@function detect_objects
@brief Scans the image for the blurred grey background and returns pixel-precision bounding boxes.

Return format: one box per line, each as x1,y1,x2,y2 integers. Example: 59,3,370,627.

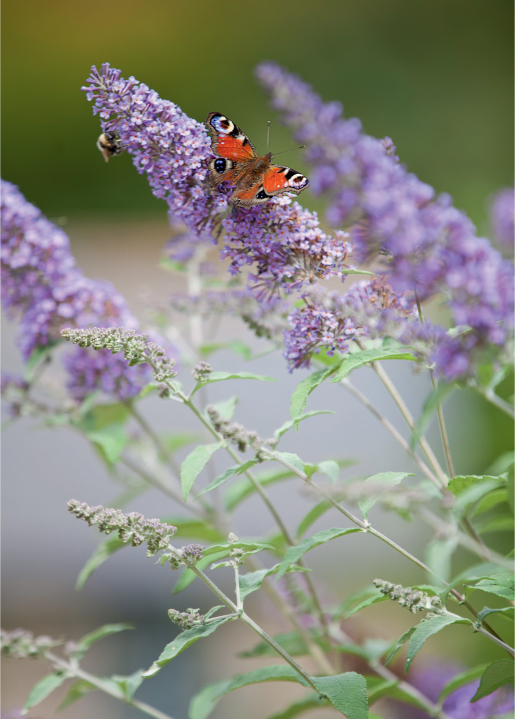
2,1,513,717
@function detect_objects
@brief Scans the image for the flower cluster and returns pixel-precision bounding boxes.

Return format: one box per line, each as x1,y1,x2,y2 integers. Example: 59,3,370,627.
256,62,515,379
168,608,205,629
373,579,443,614
82,63,354,296
192,361,212,383
1,628,61,659
1,181,151,400
67,500,177,557
489,187,514,249
168,543,204,570
207,405,277,454
61,327,177,385
283,278,424,369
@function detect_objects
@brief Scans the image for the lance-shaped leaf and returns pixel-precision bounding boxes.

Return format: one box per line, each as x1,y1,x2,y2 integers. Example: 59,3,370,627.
73,623,133,661
276,527,362,579
471,659,515,702
274,410,335,440
358,472,414,520
476,605,514,624
330,348,417,383
342,593,389,619
311,672,368,719
181,443,222,500
188,666,311,719
207,395,238,421
238,563,307,601
24,671,69,712
57,679,97,712
203,540,275,558
437,664,489,704
143,617,233,677
384,626,417,665
76,536,126,590
448,475,504,513
290,365,340,420
273,451,305,474
166,517,225,543
465,573,515,601
77,402,131,464
110,669,145,701
191,371,276,396
296,500,332,539
405,615,469,672
196,460,259,499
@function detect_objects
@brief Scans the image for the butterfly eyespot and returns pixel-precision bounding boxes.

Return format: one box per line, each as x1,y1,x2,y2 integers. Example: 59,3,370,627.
288,173,309,189
214,158,227,173
211,115,235,134
256,189,268,200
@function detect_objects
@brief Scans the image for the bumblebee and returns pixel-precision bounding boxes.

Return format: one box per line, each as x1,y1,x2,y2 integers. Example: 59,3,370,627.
96,131,122,163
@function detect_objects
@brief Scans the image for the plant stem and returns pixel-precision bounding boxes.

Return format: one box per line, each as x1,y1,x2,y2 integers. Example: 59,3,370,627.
46,652,175,719
471,384,515,418
340,378,442,489
190,566,321,693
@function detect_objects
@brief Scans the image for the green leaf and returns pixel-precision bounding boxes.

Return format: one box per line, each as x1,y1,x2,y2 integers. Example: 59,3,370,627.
273,451,305,474
276,527,362,579
196,460,258,499
410,382,456,449
471,659,515,702
358,472,414,519
24,343,57,381
208,395,238,421
76,536,126,590
181,443,222,500
290,366,339,420
472,488,509,517
74,623,133,660
384,627,417,665
466,573,515,600
316,460,342,483
474,514,514,534
189,666,313,719
335,639,392,664
331,348,417,383
405,615,469,672
166,517,225,543
448,475,504,512
437,663,488,703
110,669,144,701
191,371,276,395
274,410,335,440
57,679,96,711
367,677,399,705
143,617,233,677
24,671,68,711
340,268,376,276
311,672,368,719
343,593,389,619
477,606,514,624
77,402,131,464
296,501,332,539
238,565,278,600
368,680,432,712
172,551,228,594
425,537,458,583
203,541,275,558
225,468,296,512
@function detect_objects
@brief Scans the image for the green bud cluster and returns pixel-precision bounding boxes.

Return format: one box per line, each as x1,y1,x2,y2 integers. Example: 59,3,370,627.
373,579,443,614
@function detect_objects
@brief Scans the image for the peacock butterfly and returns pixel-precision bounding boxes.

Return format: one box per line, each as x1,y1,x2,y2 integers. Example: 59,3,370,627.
205,112,309,208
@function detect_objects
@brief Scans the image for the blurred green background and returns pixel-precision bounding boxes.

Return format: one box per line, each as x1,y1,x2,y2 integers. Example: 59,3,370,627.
2,0,513,228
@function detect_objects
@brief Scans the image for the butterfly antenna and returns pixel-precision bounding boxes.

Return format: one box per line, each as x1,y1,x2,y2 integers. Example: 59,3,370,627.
272,145,306,157
266,120,271,153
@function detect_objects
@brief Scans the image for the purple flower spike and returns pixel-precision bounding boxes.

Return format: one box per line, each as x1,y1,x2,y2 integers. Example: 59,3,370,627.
82,64,354,296
489,187,514,249
256,62,515,379
1,180,151,399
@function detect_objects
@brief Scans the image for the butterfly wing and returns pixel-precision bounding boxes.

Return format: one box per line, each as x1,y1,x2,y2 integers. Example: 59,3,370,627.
262,165,310,197
205,112,259,189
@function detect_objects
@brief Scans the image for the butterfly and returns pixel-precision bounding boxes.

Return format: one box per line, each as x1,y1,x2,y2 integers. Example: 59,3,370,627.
205,112,309,208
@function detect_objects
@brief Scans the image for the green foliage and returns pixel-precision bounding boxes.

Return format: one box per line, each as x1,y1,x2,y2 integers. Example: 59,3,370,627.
181,443,222,500
357,471,414,520
57,680,97,712
143,617,233,677
73,623,133,661
311,673,368,718
276,527,362,579
24,671,68,711
191,371,276,396
76,536,126,590
239,630,318,659
290,366,340,421
471,659,515,702
330,348,417,383
437,663,488,703
76,402,131,464
224,467,296,512
296,500,332,539
274,410,335,440
196,460,259,498
405,615,469,672
465,573,515,601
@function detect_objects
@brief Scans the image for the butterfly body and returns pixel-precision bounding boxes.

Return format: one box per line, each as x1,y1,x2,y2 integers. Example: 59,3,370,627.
205,112,309,208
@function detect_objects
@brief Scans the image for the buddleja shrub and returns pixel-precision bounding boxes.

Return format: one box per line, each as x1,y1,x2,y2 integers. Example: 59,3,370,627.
2,62,514,719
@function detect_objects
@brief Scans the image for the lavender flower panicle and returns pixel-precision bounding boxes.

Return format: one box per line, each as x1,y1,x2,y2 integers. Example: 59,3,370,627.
1,181,151,400
82,63,354,297
256,62,515,380
489,187,514,249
